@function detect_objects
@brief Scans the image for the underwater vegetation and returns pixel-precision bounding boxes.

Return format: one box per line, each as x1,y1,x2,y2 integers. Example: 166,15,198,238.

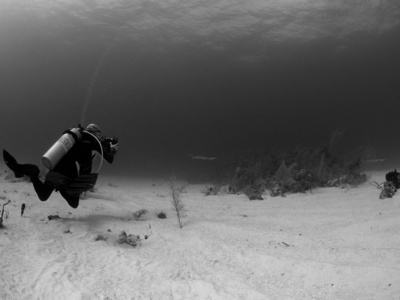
208,143,367,199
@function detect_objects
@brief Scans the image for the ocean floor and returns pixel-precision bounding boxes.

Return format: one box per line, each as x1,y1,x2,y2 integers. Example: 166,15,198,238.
0,166,399,300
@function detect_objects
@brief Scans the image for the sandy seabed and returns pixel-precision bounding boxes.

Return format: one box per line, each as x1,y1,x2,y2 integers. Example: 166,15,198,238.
0,165,399,300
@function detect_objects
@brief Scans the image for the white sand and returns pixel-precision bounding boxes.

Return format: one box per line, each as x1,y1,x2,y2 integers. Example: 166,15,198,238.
0,168,399,300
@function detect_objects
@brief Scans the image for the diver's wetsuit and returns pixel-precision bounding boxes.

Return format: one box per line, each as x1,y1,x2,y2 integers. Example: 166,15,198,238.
4,130,116,208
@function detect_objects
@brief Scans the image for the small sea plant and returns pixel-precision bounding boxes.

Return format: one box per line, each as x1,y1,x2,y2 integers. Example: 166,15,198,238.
169,177,186,229
132,209,148,220
0,199,11,229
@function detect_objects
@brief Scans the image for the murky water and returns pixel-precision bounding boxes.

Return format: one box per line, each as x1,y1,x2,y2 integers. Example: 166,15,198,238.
1,0,399,177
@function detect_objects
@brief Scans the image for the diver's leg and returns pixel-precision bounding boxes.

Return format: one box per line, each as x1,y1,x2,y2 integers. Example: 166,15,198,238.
21,164,40,178
30,177,54,201
59,190,80,209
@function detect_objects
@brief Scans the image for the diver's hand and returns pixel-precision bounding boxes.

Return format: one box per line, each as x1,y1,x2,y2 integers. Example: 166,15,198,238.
110,143,119,153
109,137,118,153
103,137,118,153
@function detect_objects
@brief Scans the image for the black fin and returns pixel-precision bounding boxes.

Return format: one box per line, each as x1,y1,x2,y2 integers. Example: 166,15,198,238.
3,150,24,178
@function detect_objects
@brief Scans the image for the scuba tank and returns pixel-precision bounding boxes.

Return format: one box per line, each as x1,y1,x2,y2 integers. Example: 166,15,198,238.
42,128,82,170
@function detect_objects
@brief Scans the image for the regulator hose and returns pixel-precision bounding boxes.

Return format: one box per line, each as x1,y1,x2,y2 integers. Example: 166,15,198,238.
83,130,104,174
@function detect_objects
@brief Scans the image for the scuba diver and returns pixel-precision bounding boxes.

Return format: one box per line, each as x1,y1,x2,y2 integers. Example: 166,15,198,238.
3,123,118,208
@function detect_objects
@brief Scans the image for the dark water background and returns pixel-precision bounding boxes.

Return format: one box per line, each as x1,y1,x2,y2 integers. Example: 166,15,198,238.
1,1,399,179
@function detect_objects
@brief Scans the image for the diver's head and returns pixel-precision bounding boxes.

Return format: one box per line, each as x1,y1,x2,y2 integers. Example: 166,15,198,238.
86,123,102,138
